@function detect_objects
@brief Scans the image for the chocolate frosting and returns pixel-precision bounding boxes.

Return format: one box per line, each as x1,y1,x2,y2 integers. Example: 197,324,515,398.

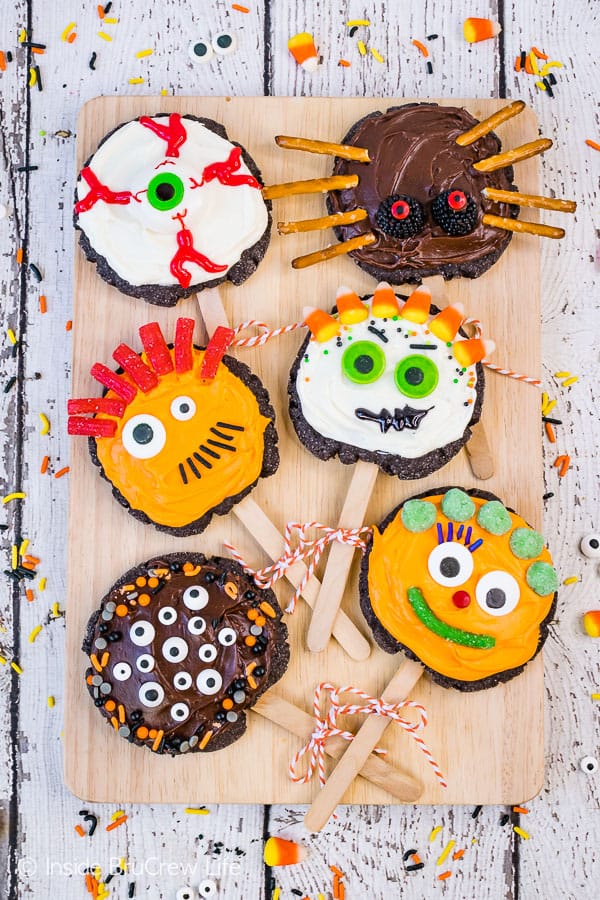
327,103,518,281
83,553,289,754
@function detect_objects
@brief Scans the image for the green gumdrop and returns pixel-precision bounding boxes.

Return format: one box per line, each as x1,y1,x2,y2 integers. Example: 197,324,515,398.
510,527,545,559
401,499,437,533
526,561,558,596
441,488,475,522
477,500,512,535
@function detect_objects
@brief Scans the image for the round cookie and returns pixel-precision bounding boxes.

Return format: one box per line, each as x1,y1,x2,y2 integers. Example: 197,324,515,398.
82,552,290,755
360,487,558,691
74,113,271,306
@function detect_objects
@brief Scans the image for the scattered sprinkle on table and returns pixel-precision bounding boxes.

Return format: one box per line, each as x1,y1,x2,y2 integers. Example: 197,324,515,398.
106,814,128,831
66,320,72,331
40,455,49,474
347,19,370,26
11,661,23,675
39,294,47,313
28,625,42,643
591,693,600,701
370,47,384,63
514,825,530,840
54,466,70,479
585,139,600,151
3,492,26,504
185,806,209,814
563,576,579,585
135,48,153,57
232,3,250,11
129,77,144,84
357,40,367,56
98,31,112,41
437,839,455,866
412,39,429,56
39,577,47,591
47,695,55,708
438,870,452,881
61,23,76,42
429,824,442,841
513,806,529,814
7,328,17,345
39,413,50,435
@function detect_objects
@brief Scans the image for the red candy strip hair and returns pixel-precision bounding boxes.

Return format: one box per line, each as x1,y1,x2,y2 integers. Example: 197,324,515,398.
139,113,187,158
112,344,159,393
174,317,195,373
201,146,260,189
139,322,174,375
170,220,228,288
90,364,137,403
200,326,236,380
67,417,117,437
74,167,134,214
67,398,126,417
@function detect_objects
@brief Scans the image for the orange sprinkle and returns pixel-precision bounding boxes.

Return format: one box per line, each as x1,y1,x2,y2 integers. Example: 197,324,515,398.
137,725,149,739
86,675,94,685
331,866,345,877
138,593,150,606
21,561,36,571
24,555,40,565
559,455,571,477
514,55,522,71
259,601,276,618
97,3,105,17
531,46,548,60
135,576,146,587
411,853,422,865
106,814,128,831
90,653,103,673
115,604,128,617
247,608,258,620
110,715,119,731
585,139,600,151
244,635,257,647
222,698,234,710
75,824,86,837
545,422,556,443
148,729,158,739
118,703,125,723
231,2,250,10
438,871,452,880
40,455,49,474
16,248,23,264
85,873,94,893
31,47,44,55
67,31,77,44
66,319,72,331
199,729,213,750
524,55,533,74
513,806,529,814
147,577,159,588
255,615,266,627
338,58,351,67
333,875,340,899
26,589,34,602
152,730,164,752
39,294,47,314
339,883,345,900
248,675,258,689
0,51,6,71
453,848,466,860
54,465,69,479
104,699,116,712
412,39,429,57
553,455,566,468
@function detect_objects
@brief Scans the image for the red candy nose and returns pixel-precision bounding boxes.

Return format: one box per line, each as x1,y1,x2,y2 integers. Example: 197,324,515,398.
452,590,471,608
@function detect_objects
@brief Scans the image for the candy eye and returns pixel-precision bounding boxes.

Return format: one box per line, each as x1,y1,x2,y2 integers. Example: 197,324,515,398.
170,702,190,723
170,395,196,421
122,414,166,460
217,627,237,647
130,620,155,647
136,654,155,673
188,39,213,64
342,341,386,384
183,585,209,611
112,662,132,681
196,669,223,695
475,571,520,616
188,616,207,636
376,194,425,238
199,643,217,663
158,606,177,625
146,172,185,212
395,354,439,399
580,756,599,774
580,533,600,558
176,888,195,900
139,681,165,708
173,671,192,691
428,542,474,588
198,879,218,897
162,636,189,663
212,31,237,55
431,189,477,236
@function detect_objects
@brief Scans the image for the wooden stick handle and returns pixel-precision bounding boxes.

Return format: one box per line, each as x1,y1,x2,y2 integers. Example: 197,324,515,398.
263,174,359,201
196,286,230,333
275,135,371,163
473,138,552,173
253,692,422,802
483,187,576,213
304,659,425,832
234,497,371,661
482,213,565,239
455,100,526,146
292,232,376,269
306,460,379,653
465,421,494,480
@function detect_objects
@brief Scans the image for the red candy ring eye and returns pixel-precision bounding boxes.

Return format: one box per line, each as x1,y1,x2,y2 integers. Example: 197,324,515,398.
448,190,467,211
391,199,410,220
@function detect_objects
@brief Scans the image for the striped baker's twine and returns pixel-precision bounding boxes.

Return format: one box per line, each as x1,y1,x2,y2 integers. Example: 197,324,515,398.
224,521,371,614
288,682,447,790
463,317,541,386
230,319,304,348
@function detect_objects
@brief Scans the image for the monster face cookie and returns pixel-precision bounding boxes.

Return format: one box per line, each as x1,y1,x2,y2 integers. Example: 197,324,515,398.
68,319,279,535
83,553,289,754
360,488,558,691
74,113,271,306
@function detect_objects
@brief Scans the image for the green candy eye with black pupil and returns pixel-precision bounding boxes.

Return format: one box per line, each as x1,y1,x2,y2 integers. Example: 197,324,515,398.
395,354,439,398
342,341,386,384
147,172,185,211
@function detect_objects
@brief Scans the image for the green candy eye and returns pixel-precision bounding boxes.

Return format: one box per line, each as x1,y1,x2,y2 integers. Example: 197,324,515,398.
341,341,386,384
147,172,185,211
394,354,439,398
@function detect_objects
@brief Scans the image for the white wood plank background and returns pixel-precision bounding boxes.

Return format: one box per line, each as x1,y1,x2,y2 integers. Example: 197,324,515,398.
1,0,599,897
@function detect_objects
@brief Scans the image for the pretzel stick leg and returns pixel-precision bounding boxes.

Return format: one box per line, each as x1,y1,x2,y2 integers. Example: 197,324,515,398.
306,460,379,653
253,691,422,802
304,659,425,832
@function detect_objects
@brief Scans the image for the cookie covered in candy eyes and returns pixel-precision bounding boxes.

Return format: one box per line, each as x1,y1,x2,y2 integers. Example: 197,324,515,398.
360,488,558,691
288,283,492,479
82,553,289,755
74,113,271,307
68,319,279,536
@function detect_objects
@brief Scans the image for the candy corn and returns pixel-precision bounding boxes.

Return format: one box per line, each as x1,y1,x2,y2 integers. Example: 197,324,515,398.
303,307,340,342
264,836,306,867
400,287,431,324
372,281,401,318
463,17,501,44
288,32,319,72
429,303,465,341
583,611,600,638
453,338,495,367
336,286,368,324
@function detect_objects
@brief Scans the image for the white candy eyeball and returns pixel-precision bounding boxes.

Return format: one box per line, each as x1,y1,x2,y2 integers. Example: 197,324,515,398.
176,888,196,900
580,755,598,774
170,395,196,421
212,32,237,56
580,534,600,559
217,627,237,647
136,654,155,673
173,671,193,691
428,542,474,588
188,616,206,636
158,606,178,625
189,39,213,64
112,662,132,681
198,879,218,897
139,681,165,708
130,620,156,647
199,643,217,663
475,571,520,617
171,702,190,723
162,636,189,663
183,585,209,611
122,414,166,460
196,669,222,695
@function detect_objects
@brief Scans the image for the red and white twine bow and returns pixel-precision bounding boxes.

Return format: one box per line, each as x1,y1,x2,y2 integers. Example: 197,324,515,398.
463,317,541,386
289,682,447,790
230,319,304,348
224,521,371,614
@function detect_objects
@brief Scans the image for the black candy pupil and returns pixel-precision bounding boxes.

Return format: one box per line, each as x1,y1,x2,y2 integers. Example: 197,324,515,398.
194,42,208,57
132,423,153,445
440,557,460,578
155,181,175,201
179,402,190,413
354,354,374,374
404,366,424,386
169,648,178,657
217,34,232,48
146,689,158,701
134,626,144,636
590,539,599,549
486,588,506,608
207,678,215,687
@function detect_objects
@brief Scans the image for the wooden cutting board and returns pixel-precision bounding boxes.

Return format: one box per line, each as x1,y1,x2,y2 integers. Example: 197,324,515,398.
65,96,543,804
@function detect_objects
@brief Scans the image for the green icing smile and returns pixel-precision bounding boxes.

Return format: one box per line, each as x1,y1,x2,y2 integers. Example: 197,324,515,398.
407,586,496,650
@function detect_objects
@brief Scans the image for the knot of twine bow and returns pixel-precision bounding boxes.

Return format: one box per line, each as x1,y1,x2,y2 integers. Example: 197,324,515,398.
289,682,447,790
224,521,372,614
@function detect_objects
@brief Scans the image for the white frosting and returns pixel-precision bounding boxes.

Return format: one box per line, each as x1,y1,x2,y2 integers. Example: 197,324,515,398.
76,117,268,286
295,298,479,459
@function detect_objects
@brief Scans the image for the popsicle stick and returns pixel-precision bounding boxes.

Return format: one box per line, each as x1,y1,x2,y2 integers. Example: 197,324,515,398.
304,658,425,832
234,497,371,661
306,460,378,653
196,285,230,332
464,421,494,480
253,691,422,802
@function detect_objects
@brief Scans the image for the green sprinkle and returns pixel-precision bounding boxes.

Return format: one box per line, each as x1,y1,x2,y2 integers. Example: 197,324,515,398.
510,527,545,559
39,129,46,136
477,500,512,535
408,587,495,649
401,499,437,533
526,561,558,596
441,488,475,522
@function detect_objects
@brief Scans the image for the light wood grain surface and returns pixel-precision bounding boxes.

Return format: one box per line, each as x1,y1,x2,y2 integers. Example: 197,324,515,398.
1,1,599,898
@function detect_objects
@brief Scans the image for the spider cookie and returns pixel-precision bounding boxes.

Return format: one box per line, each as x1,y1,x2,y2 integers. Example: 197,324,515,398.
74,113,271,306
360,487,559,691
83,552,289,754
68,318,279,536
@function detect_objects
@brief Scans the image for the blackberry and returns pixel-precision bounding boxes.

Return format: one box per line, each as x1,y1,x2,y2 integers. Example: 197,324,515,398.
376,194,425,238
431,189,478,236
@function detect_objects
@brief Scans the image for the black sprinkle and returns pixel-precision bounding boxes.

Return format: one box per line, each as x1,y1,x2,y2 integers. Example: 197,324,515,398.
291,891,304,897
6,51,12,62
520,50,527,68
15,566,36,580
543,77,554,97
23,42,46,49
4,570,21,582
105,873,114,884
549,72,557,85
409,343,437,351
29,262,42,282
4,377,17,393
349,25,358,37
78,809,89,816
151,580,167,595
12,342,19,358
104,2,113,12
406,862,425,872
367,324,388,343
471,804,483,818
426,61,433,74
500,813,510,826
426,33,438,40
128,884,136,898
402,848,418,861
542,492,554,500
17,165,38,172
542,417,562,425
34,65,42,91
89,52,97,70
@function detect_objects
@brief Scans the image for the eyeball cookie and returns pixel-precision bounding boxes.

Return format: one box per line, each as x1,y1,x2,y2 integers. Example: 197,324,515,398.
360,487,558,690
68,318,279,536
82,553,290,754
74,113,271,306
288,283,492,479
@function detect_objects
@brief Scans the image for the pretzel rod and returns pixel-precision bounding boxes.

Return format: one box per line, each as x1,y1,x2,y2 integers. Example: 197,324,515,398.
483,187,576,213
292,232,376,269
262,174,359,200
455,100,526,146
275,134,370,162
253,691,422,801
473,138,552,172
278,208,368,235
482,213,565,239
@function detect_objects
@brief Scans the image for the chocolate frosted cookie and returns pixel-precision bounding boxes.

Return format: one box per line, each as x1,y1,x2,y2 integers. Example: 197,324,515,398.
74,113,271,306
83,553,289,754
326,103,518,283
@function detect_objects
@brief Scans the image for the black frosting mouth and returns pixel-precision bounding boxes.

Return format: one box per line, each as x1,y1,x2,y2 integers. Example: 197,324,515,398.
355,405,432,433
